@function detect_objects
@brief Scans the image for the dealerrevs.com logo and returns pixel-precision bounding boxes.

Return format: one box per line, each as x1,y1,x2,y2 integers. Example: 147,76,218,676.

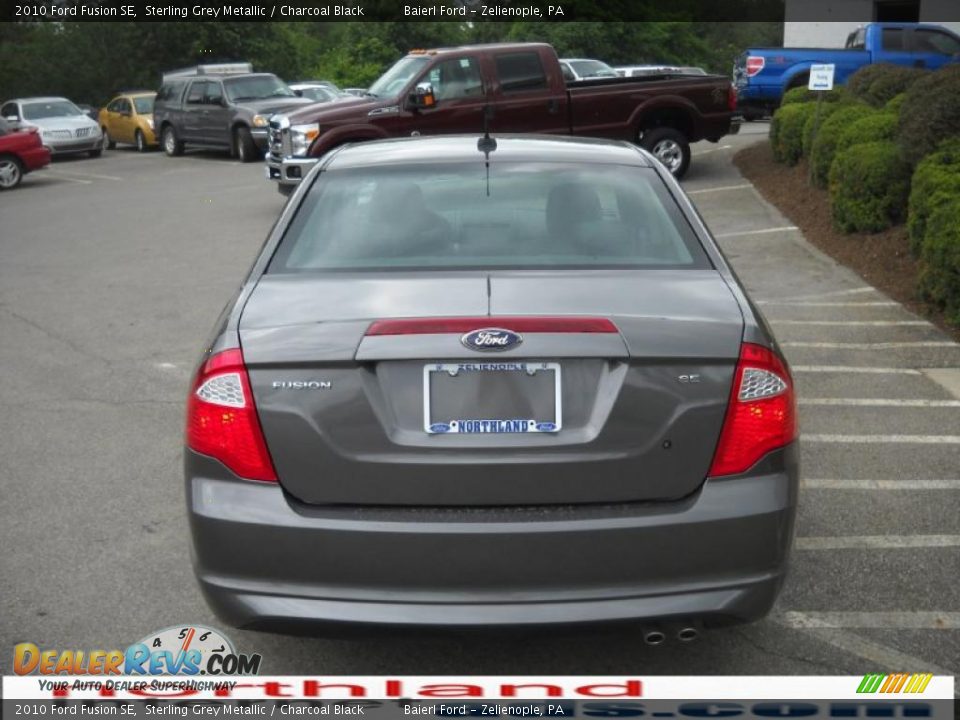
14,624,262,676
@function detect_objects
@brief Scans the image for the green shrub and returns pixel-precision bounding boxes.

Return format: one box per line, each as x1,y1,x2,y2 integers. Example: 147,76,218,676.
780,85,847,106
899,64,960,166
835,111,898,154
918,199,960,324
907,138,960,255
829,141,911,233
884,92,907,115
847,63,927,107
809,103,874,187
772,102,816,165
802,100,846,158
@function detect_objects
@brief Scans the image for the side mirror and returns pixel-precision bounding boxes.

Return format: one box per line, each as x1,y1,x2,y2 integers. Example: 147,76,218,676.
409,82,437,110
5,115,19,124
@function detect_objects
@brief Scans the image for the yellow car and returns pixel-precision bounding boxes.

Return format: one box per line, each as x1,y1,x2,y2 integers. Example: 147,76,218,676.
98,92,157,152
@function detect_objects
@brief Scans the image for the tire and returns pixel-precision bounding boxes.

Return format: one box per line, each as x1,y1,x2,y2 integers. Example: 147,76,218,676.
162,125,184,157
135,130,147,153
102,128,116,150
277,183,294,197
640,127,691,179
88,148,102,158
234,126,257,163
0,155,23,190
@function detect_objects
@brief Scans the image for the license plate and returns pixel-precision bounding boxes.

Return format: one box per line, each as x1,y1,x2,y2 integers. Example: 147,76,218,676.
423,362,561,434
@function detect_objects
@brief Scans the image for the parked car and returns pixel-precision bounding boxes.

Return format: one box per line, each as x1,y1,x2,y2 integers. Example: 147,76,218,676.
735,22,960,117
98,91,158,152
0,119,51,189
267,42,739,194
341,88,369,97
1,97,103,158
77,104,99,121
559,58,619,82
153,71,313,162
187,134,799,632
289,83,345,104
617,65,710,78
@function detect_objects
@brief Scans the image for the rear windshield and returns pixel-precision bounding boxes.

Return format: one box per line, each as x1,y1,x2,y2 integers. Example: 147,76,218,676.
269,161,708,272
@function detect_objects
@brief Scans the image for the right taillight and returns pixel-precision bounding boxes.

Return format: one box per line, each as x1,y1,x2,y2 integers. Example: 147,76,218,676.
708,342,797,477
185,348,277,483
745,56,765,77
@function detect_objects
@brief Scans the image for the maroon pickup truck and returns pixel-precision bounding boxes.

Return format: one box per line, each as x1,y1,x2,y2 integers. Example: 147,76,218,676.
267,42,738,193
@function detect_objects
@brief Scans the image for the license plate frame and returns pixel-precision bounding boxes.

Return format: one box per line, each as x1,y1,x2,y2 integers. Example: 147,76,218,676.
423,361,562,434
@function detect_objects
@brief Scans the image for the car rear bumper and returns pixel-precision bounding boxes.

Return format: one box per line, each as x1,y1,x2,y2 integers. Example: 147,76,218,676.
187,445,798,632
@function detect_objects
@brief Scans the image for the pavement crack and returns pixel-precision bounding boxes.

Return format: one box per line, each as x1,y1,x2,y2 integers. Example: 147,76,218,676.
0,306,114,367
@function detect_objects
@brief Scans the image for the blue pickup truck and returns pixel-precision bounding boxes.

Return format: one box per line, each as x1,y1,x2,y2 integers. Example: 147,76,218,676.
734,22,960,118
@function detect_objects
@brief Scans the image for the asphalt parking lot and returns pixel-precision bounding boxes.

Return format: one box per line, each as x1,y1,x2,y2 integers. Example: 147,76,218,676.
1,124,958,679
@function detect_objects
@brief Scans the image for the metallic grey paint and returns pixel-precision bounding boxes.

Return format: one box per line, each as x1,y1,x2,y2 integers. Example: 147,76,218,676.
186,135,798,631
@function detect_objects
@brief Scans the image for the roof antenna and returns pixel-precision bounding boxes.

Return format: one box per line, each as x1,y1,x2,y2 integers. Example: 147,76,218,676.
478,104,497,196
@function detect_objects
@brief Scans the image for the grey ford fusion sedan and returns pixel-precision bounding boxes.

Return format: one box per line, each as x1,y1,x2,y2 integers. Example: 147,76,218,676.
186,134,798,636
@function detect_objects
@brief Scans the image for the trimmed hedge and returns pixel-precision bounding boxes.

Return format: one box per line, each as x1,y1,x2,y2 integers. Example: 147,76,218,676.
918,199,960,324
835,111,898,154
908,138,960,256
829,140,911,233
899,64,960,166
847,63,927,107
809,103,874,187
884,92,907,115
802,99,846,159
782,85,847,106
772,102,816,165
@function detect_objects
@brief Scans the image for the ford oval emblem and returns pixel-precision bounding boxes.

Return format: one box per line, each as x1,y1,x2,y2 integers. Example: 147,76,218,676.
461,328,523,352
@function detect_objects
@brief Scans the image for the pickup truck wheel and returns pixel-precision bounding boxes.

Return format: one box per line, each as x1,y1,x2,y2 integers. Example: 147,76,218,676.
641,128,691,179
235,127,257,163
0,156,23,190
278,183,294,197
162,126,184,157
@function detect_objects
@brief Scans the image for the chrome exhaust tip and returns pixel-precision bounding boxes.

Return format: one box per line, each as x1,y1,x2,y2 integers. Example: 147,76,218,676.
644,629,666,646
677,627,699,642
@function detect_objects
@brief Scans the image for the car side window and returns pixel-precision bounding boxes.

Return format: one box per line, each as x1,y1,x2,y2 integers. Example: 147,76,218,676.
882,28,905,51
2,102,19,119
495,52,549,93
118,98,131,114
427,56,484,101
560,63,576,82
914,29,960,55
186,81,207,105
204,82,224,105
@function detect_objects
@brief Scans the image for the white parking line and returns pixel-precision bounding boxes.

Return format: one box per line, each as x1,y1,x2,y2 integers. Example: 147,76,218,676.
715,226,799,238
43,174,92,185
796,535,960,549
804,434,960,444
775,320,929,326
769,287,877,302
800,398,960,407
48,169,123,182
691,144,732,157
758,301,899,307
792,365,922,375
780,611,960,629
686,183,753,196
790,627,953,676
783,341,956,349
803,479,960,489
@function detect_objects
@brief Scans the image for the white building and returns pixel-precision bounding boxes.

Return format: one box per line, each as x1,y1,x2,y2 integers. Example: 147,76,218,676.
784,1,960,47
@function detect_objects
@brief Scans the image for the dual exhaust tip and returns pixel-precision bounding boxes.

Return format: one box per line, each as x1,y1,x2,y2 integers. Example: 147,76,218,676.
643,625,699,645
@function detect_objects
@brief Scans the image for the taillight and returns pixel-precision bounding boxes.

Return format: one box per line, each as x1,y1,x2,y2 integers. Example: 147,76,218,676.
728,84,738,111
185,348,277,482
745,56,765,77
708,343,797,477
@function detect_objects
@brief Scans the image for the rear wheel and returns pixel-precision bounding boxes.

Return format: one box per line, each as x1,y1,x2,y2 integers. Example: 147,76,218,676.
0,155,23,190
235,126,257,163
102,128,116,150
162,125,184,157
135,130,147,153
641,127,691,179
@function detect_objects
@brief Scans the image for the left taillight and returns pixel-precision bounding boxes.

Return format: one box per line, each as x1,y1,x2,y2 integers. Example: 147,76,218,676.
185,348,277,482
708,342,797,478
728,84,738,112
